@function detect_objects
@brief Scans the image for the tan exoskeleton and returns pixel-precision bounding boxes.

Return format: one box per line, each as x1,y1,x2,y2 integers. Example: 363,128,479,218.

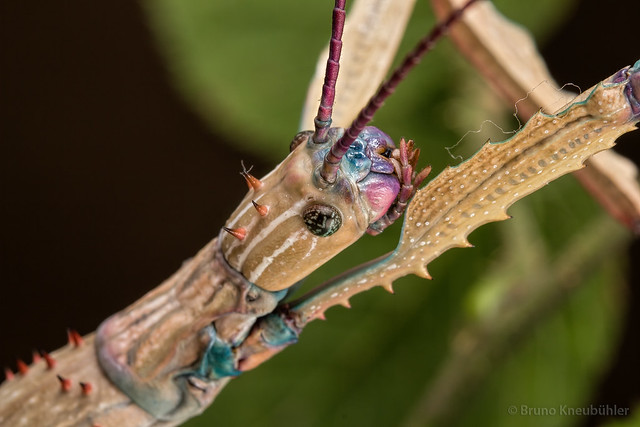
1,1,638,426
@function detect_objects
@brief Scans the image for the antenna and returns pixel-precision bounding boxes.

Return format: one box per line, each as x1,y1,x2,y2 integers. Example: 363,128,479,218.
312,0,346,144
319,0,480,184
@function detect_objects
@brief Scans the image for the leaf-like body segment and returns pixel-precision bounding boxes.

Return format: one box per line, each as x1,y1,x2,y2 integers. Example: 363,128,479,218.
291,69,639,326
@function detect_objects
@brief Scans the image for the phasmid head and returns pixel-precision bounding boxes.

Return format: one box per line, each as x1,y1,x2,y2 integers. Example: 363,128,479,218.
220,126,412,292
218,0,471,291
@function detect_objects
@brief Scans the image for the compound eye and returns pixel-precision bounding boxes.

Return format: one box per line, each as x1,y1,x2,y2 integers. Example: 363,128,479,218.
303,204,342,237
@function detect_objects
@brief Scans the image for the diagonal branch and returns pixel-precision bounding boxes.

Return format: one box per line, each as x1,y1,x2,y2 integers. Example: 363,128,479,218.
431,0,640,233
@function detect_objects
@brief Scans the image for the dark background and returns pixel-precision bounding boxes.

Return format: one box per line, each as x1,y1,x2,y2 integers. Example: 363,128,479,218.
1,1,638,425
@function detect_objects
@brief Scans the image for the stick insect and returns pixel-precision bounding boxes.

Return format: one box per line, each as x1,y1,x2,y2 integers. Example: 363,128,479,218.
1,0,640,427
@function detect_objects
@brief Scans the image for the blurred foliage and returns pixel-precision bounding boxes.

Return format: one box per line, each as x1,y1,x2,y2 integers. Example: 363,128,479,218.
141,0,575,162
141,1,633,426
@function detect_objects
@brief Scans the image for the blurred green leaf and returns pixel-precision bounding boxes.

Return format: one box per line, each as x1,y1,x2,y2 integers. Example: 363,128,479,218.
142,0,575,161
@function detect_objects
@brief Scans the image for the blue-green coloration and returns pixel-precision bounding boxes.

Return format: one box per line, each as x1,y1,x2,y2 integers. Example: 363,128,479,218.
195,326,241,379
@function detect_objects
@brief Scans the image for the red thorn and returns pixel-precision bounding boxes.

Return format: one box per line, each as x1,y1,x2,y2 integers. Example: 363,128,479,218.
241,171,263,191
32,350,41,364
41,351,56,370
72,330,84,346
16,359,28,375
57,375,72,392
252,200,269,216
80,382,93,396
4,367,15,382
223,227,247,241
67,329,84,347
